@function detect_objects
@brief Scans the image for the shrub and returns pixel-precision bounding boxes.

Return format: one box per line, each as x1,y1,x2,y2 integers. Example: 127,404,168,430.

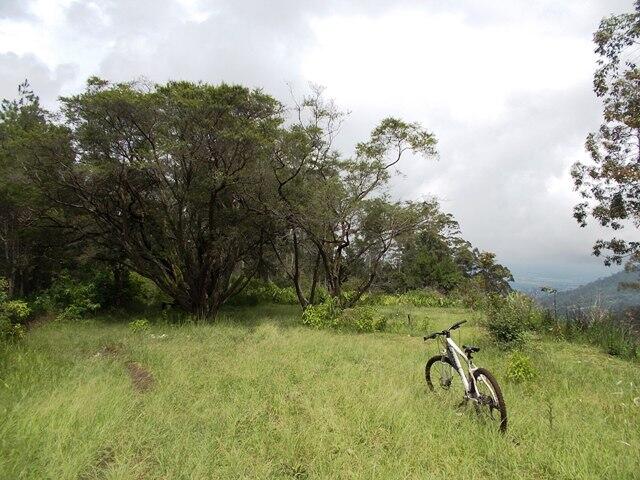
335,306,387,332
2,300,31,322
301,298,340,329
365,289,461,308
545,307,639,360
483,292,541,347
34,273,101,321
129,318,150,333
228,280,299,306
398,289,460,307
451,277,490,310
0,278,8,304
505,352,538,383
301,300,387,333
0,317,26,341
0,280,30,341
128,272,171,307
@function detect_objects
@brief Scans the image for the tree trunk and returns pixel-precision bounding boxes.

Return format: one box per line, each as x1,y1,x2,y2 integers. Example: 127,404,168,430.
309,250,321,304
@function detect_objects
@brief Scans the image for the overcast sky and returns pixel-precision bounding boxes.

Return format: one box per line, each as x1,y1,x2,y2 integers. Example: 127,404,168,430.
0,0,635,289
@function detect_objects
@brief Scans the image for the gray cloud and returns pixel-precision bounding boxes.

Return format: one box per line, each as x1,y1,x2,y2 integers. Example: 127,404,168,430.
0,0,635,287
0,0,32,19
0,53,75,105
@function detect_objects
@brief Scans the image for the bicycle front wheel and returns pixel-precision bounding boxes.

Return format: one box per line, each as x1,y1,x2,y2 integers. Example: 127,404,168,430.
425,355,466,405
472,367,507,433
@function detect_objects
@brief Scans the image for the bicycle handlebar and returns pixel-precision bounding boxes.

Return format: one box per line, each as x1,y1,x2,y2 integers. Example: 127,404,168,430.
423,320,467,341
449,320,467,331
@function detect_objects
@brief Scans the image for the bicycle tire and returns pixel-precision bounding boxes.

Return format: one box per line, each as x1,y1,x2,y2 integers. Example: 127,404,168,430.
425,355,465,393
472,367,507,433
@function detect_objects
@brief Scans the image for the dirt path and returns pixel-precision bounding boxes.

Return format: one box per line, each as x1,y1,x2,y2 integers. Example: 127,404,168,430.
126,362,154,392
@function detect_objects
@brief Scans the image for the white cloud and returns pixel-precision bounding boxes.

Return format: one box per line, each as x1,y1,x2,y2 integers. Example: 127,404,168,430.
302,10,594,124
0,0,634,285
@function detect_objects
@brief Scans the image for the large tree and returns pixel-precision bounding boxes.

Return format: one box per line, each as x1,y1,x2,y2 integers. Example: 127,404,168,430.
0,81,71,296
266,88,438,308
30,78,283,319
572,2,640,271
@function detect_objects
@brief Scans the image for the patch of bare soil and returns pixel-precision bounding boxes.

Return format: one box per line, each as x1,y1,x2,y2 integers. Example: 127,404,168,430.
126,362,154,392
25,313,55,330
93,343,123,358
78,446,115,480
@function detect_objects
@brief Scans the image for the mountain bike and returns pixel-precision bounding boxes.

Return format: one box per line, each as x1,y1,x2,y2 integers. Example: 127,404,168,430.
423,320,507,433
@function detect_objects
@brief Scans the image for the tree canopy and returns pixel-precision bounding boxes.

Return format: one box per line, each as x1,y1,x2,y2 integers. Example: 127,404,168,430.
0,78,513,318
572,2,640,271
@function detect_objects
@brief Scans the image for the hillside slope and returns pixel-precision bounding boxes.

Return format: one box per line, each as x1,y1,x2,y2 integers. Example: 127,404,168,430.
1,305,639,479
537,270,640,311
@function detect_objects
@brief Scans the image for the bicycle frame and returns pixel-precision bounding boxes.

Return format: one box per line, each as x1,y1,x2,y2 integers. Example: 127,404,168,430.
442,336,479,398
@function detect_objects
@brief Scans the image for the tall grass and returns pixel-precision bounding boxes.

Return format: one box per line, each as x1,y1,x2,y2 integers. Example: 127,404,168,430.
547,307,639,360
1,305,639,479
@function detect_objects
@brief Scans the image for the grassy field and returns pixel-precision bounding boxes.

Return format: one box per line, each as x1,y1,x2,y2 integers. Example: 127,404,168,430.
1,305,639,479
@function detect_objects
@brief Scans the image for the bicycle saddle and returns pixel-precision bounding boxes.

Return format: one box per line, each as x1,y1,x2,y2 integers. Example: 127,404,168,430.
463,344,480,354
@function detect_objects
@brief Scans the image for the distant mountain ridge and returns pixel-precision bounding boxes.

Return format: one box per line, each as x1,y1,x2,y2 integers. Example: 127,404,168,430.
535,270,640,311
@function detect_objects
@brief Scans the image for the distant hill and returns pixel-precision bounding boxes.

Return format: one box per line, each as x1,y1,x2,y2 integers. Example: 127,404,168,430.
535,270,640,312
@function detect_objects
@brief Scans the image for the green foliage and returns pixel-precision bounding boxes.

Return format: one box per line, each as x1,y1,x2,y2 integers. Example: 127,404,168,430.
228,280,299,306
451,277,490,310
366,294,400,306
25,79,284,319
301,298,341,329
483,292,541,347
1,306,639,479
128,272,170,308
571,3,640,266
34,273,100,321
366,289,461,308
301,299,386,333
505,352,538,383
385,228,466,293
0,317,26,341
547,308,639,360
397,289,461,308
0,279,30,341
335,306,387,333
2,300,31,322
128,318,150,333
470,251,513,295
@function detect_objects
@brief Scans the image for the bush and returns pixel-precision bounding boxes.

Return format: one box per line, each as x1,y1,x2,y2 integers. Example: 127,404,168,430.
301,300,387,333
0,300,30,341
129,318,150,333
365,289,460,308
505,352,538,383
128,272,171,307
335,306,387,332
483,292,541,347
0,279,30,341
228,280,299,306
301,298,341,329
34,273,101,321
0,316,26,341
398,289,461,307
552,308,639,359
451,277,490,310
2,300,31,322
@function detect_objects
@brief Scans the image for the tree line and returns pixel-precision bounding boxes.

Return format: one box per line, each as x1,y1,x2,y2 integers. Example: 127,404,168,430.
0,78,512,319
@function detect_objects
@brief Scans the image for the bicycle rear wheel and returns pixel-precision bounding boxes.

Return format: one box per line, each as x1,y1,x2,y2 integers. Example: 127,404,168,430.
472,367,507,433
